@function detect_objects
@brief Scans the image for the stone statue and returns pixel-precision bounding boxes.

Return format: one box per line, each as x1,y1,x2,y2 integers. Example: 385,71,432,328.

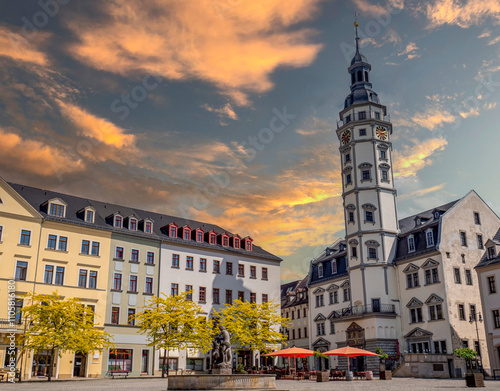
212,325,232,374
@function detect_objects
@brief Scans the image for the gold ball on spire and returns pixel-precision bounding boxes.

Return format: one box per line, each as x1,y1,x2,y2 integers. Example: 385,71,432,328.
354,21,359,27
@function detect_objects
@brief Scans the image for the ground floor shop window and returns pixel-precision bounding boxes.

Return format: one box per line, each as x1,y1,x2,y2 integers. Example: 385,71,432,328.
32,350,52,376
159,357,178,371
187,358,203,370
108,349,133,371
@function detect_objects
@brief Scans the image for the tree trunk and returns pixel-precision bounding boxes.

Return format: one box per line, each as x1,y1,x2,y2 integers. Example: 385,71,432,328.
162,350,167,378
48,347,55,382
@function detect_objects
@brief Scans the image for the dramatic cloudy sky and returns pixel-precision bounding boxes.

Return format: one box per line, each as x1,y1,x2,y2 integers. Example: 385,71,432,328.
1,0,499,283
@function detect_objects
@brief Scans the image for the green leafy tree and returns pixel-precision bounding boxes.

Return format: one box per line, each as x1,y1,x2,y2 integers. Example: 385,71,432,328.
134,293,212,377
20,292,114,381
454,347,478,360
213,299,289,355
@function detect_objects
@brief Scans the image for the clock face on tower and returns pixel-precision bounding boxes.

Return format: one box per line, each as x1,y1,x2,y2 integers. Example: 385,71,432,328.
341,129,351,144
376,126,388,140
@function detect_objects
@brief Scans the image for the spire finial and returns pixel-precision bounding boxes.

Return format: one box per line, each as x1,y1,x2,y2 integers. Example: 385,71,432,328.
354,13,360,52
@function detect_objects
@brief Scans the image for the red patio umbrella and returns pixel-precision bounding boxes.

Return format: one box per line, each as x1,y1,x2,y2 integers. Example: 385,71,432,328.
263,347,314,376
324,346,380,372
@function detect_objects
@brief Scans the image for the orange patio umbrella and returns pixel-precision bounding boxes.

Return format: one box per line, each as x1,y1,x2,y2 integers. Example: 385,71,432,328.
324,346,381,372
263,347,314,376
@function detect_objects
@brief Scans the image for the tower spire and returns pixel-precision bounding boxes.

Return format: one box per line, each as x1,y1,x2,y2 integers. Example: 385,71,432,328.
354,13,360,54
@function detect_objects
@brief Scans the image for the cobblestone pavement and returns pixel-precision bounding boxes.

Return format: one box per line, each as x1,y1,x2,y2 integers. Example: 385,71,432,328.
0,377,498,390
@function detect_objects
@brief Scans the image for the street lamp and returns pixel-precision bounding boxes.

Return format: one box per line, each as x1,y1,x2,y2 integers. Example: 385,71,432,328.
469,312,483,372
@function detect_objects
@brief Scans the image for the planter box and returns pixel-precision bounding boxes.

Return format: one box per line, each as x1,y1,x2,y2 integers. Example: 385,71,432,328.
465,373,485,388
316,371,330,382
379,370,392,380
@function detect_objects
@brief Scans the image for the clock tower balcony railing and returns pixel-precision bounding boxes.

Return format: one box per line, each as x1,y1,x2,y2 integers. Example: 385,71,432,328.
337,111,391,129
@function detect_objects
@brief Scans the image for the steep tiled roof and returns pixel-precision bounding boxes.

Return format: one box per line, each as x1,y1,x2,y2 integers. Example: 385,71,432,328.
9,183,281,262
397,200,458,235
476,228,500,269
281,275,308,309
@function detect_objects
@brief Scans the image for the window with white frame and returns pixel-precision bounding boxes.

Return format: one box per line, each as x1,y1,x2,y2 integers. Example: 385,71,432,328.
170,225,177,237
85,209,95,223
48,201,66,217
343,287,350,301
145,221,153,234
145,277,153,294
129,218,137,231
0,225,3,242
15,261,28,281
315,294,324,307
330,321,335,334
19,229,31,246
331,260,337,274
488,246,496,259
318,264,324,278
406,272,419,288
410,307,423,323
316,322,325,336
426,229,434,247
114,215,122,228
429,303,443,321
408,235,415,252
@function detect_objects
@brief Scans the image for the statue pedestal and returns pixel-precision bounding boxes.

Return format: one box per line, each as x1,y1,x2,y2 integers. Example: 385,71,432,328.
212,367,232,375
167,374,278,390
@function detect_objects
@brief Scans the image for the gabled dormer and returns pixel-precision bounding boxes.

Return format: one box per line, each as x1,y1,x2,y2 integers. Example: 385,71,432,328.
78,206,96,223
485,239,499,259
142,218,154,234
194,227,204,242
243,236,253,251
167,222,178,238
125,215,138,231
219,232,230,247
44,197,67,218
111,212,123,228
231,234,241,249
205,229,217,245
181,225,192,240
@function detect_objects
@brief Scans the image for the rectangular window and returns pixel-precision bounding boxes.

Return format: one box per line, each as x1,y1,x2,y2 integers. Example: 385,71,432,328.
348,211,355,222
115,216,122,228
358,111,366,120
380,149,386,159
15,261,28,281
381,170,388,181
460,231,467,246
91,241,100,256
14,299,23,323
458,304,465,320
343,288,350,302
54,266,64,285
262,267,268,280
145,221,152,233
426,230,434,247
470,304,476,319
113,273,122,290
238,291,244,301
329,291,335,304
58,236,68,251
429,304,443,321
304,327,308,338
85,210,94,223
146,251,155,264
345,153,351,163
129,275,138,292
115,247,124,259
129,219,137,230
226,262,233,275
407,272,419,288
210,234,216,244
408,236,415,252
49,203,65,217
170,226,177,237
145,277,153,294
298,329,301,339
223,236,229,246
109,349,134,371
225,289,232,304
172,254,180,268
0,226,3,242
474,341,480,356
197,231,203,242
127,308,136,326
44,265,54,284
171,283,179,296
78,270,88,287
465,269,472,285
185,285,193,301
359,128,366,136
292,329,295,339
246,240,252,251
368,247,377,259
488,247,496,259
111,307,120,324
262,294,268,303
410,307,423,323
362,170,370,180
454,268,461,284
462,340,469,348
250,266,256,278
474,212,481,225
200,258,207,271
238,264,244,277
183,229,190,240
365,211,374,222
131,249,139,262
374,112,380,120
426,267,439,284
477,234,484,249
250,292,256,303
346,173,352,184
493,310,500,328
213,260,220,273
488,276,497,294
351,246,357,257
186,256,194,270
47,234,57,250
20,230,31,246
89,270,97,289
213,288,220,304
199,287,207,303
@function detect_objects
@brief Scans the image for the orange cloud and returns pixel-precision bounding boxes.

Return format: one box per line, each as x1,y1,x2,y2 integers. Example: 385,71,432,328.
0,127,85,177
65,0,324,105
57,101,136,148
398,183,447,200
0,25,50,66
411,107,455,130
424,0,500,28
393,137,448,178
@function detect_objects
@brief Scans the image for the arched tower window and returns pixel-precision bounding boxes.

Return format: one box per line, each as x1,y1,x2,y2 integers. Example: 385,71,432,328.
357,70,362,82
351,72,355,85
365,71,369,82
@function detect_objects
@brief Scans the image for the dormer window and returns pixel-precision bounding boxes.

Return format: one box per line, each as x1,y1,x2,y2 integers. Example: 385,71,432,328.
114,215,122,228
183,227,191,240
426,229,434,247
488,246,496,259
331,260,337,274
318,264,324,278
169,224,178,238
81,206,96,223
145,221,153,234
234,237,240,249
221,233,229,247
196,229,204,242
408,235,415,253
209,232,216,245
244,238,253,251
129,218,137,231
47,198,67,217
85,210,94,223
